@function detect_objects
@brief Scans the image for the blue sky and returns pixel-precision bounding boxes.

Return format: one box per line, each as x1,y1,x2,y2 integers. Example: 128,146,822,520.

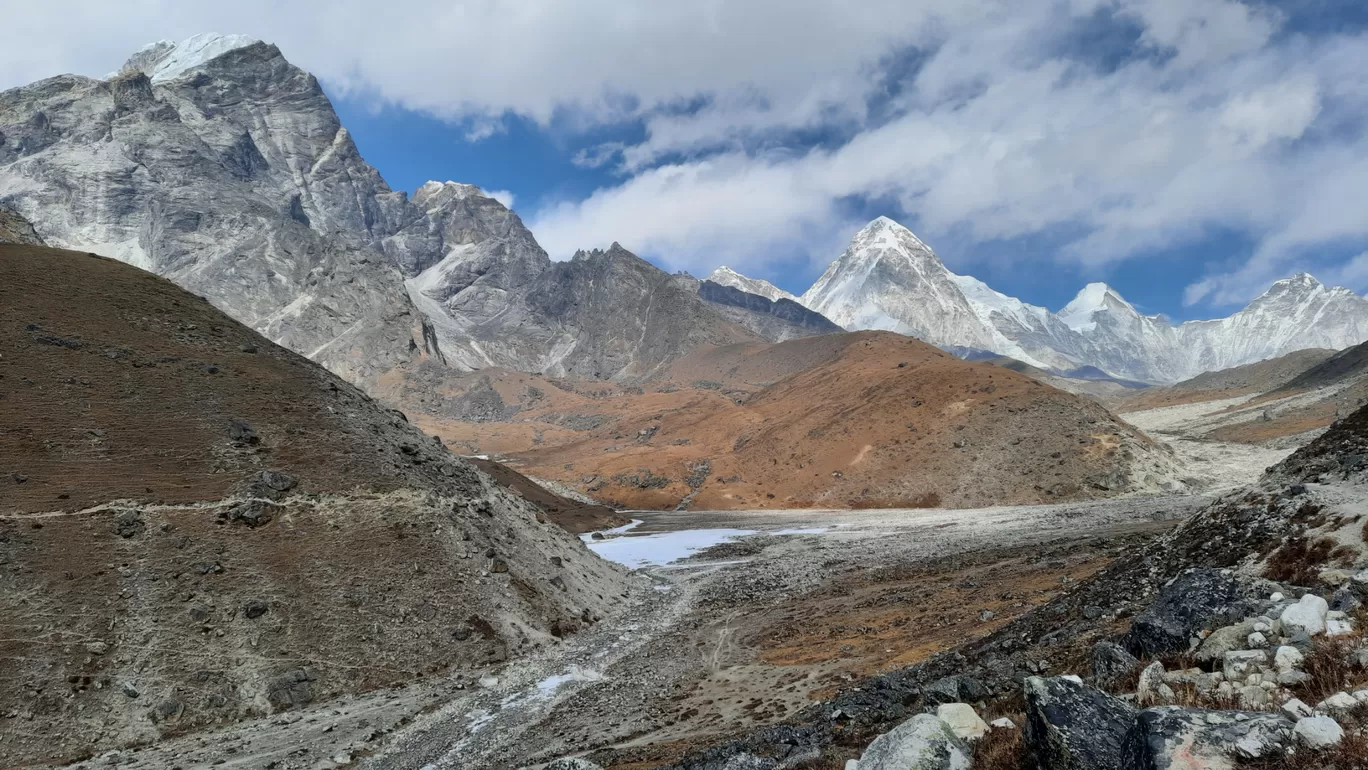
6,0,1368,321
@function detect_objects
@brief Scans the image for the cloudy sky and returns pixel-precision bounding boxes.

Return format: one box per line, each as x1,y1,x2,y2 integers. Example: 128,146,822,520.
3,0,1367,319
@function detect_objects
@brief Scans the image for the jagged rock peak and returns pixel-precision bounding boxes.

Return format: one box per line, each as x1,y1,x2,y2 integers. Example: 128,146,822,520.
706,265,798,303
117,33,262,83
413,180,493,207
1059,282,1141,331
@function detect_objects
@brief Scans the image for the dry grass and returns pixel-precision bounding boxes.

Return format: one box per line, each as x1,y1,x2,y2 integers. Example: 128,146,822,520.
971,723,1031,770
1266,536,1356,584
1295,638,1368,704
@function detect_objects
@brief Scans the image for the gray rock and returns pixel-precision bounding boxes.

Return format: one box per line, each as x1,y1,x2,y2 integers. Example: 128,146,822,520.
858,713,970,770
923,675,989,706
1124,569,1264,657
1196,621,1255,662
1295,715,1345,748
1092,640,1141,688
1023,676,1135,770
1121,707,1294,768
0,203,44,245
544,760,604,770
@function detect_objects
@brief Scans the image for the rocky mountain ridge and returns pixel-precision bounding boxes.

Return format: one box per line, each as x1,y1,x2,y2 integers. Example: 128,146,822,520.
0,34,822,396
786,217,1368,383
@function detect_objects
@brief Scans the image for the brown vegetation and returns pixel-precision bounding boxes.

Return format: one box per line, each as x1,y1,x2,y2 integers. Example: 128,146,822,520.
398,332,1180,511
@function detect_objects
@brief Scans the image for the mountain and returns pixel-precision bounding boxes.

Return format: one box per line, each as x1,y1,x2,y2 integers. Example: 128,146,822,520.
0,35,831,395
799,217,1084,371
0,35,426,390
791,217,1368,383
696,279,843,340
0,242,628,767
428,331,1188,510
706,265,797,302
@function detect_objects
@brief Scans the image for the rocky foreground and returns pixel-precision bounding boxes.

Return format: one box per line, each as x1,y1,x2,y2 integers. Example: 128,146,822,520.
534,404,1368,768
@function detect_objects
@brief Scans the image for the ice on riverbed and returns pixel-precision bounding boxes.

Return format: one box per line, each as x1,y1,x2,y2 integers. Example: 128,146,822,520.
580,519,643,542
586,528,757,568
535,665,604,697
771,526,831,535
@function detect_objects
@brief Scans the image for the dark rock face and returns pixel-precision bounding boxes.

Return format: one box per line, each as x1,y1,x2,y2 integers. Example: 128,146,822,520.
1092,641,1141,688
922,675,989,706
1023,676,1135,770
1123,568,1264,657
0,203,43,245
697,280,843,340
1121,707,1294,769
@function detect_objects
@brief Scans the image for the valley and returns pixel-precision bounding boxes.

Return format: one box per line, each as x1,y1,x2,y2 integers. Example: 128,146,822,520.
6,29,1368,770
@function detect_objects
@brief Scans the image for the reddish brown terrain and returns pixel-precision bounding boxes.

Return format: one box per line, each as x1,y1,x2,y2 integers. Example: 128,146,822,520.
0,244,627,767
390,332,1185,510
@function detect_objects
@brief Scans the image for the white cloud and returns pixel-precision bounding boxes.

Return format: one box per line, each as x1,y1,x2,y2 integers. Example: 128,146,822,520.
3,0,1367,309
485,189,516,209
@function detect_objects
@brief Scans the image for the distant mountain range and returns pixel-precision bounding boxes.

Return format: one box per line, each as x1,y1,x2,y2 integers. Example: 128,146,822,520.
717,217,1368,383
4,34,1366,388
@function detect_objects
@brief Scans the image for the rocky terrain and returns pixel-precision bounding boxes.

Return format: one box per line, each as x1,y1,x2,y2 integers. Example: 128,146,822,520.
393,331,1188,511
0,244,629,767
508,368,1368,770
0,202,43,245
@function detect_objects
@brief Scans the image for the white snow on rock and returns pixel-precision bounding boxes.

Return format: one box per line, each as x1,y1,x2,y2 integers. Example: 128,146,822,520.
797,217,1368,383
706,266,798,303
119,33,261,83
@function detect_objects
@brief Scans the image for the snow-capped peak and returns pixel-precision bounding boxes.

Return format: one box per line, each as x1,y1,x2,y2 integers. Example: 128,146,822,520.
118,33,260,84
705,266,797,303
853,215,932,254
1058,283,1138,332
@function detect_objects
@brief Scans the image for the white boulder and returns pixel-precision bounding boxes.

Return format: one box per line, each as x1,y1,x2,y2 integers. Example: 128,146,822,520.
1274,645,1304,671
1295,715,1345,749
1280,594,1329,637
858,713,970,770
936,703,989,741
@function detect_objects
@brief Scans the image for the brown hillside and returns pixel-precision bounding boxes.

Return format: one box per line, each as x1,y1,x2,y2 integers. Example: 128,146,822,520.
0,244,627,766
1108,348,1337,413
404,332,1185,510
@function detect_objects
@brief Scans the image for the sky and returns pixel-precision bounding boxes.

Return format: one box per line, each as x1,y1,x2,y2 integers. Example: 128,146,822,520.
3,1,1368,321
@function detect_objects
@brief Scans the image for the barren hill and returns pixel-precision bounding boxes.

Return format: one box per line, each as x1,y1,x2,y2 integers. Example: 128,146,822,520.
406,332,1187,510
1109,348,1337,413
0,244,627,767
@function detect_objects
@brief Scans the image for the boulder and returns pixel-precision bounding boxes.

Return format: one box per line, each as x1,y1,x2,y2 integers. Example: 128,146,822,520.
1092,641,1141,688
1124,569,1262,657
1023,676,1135,770
922,675,989,706
1196,621,1255,663
857,713,970,770
1281,698,1313,719
1274,645,1304,671
1316,691,1358,714
1222,650,1266,681
1136,661,1167,706
1279,594,1328,637
1326,610,1354,637
1295,716,1344,749
1121,707,1294,769
935,703,989,741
